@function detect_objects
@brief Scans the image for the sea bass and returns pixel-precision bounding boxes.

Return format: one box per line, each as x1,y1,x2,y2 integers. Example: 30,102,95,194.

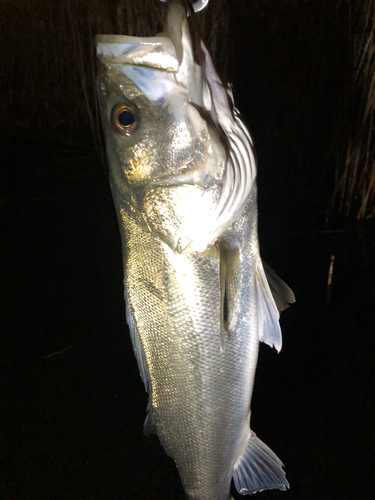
96,1,294,498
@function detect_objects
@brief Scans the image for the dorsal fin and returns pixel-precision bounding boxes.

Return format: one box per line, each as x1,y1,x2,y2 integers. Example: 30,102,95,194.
255,261,282,352
262,260,295,312
255,260,295,352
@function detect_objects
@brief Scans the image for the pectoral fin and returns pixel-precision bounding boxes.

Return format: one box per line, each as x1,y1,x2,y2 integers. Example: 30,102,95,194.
219,243,241,352
219,243,227,352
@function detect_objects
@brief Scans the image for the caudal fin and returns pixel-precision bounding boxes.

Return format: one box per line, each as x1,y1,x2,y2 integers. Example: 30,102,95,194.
233,433,289,495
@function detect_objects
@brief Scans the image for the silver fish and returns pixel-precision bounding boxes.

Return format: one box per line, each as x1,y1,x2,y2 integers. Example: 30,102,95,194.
96,1,294,498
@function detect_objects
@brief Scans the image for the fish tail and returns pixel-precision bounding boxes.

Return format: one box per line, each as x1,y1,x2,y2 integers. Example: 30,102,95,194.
233,432,289,495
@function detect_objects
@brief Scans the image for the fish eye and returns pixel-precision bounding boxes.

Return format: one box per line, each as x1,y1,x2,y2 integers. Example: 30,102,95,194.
111,104,138,136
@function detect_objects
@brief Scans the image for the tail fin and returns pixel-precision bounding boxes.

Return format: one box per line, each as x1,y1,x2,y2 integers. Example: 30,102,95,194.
233,432,289,495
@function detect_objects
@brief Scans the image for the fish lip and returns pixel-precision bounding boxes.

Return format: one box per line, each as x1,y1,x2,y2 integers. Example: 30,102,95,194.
95,34,179,73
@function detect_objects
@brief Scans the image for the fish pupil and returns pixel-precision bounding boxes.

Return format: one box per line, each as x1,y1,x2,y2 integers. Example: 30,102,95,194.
119,110,134,127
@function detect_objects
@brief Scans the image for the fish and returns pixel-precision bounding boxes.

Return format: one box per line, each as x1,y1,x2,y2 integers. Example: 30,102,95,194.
95,1,294,498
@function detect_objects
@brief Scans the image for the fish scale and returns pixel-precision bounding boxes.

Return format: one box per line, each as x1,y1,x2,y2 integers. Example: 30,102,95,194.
118,196,261,499
96,1,294,498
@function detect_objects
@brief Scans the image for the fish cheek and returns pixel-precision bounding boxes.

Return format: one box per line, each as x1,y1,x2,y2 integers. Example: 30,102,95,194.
102,70,160,185
158,99,195,175
118,140,154,184
157,95,211,179
111,108,159,186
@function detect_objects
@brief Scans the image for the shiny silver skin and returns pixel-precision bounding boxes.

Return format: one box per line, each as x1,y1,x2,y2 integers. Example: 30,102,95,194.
111,195,260,500
96,2,291,498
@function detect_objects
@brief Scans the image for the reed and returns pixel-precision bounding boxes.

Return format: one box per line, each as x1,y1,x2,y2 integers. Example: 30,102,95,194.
5,0,368,219
0,0,228,153
333,0,375,218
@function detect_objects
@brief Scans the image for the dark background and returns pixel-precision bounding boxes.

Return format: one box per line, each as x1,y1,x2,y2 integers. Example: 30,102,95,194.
1,1,374,499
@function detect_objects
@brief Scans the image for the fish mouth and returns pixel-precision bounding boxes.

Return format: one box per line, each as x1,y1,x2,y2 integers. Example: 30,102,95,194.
95,34,179,73
96,1,257,252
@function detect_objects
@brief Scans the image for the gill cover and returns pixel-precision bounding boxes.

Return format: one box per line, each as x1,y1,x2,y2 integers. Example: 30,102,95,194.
96,0,256,253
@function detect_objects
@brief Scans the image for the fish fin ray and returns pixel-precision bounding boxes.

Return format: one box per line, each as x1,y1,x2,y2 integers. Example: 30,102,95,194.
255,261,282,352
262,260,295,312
124,286,150,392
233,433,289,495
143,402,156,437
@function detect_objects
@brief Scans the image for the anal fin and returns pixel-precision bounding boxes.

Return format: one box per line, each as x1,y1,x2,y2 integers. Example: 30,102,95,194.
233,432,289,495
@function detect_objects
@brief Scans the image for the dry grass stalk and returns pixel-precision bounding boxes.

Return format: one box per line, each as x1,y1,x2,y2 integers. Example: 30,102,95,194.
334,0,375,218
1,0,228,154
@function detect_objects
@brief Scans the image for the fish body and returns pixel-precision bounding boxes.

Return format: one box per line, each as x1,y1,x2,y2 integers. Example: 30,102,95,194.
96,2,294,498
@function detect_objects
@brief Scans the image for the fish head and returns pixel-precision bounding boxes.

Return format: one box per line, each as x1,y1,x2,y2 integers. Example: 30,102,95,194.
96,1,256,253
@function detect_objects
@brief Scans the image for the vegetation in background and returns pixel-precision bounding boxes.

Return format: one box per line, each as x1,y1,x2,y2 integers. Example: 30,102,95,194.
0,0,227,149
1,0,373,218
333,0,375,219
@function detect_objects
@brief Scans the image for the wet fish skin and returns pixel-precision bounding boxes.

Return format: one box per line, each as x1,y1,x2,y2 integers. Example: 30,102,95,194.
116,191,259,500
96,30,226,253
96,2,293,498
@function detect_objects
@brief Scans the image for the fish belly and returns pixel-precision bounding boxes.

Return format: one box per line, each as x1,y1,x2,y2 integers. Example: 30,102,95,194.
116,191,260,500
